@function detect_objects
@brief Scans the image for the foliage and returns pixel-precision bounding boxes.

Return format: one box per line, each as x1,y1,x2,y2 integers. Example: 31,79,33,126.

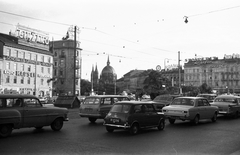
80,79,91,95
198,83,212,94
143,70,171,99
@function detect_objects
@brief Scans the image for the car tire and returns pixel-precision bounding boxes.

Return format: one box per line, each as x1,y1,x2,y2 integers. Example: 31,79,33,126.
158,119,165,130
129,123,139,135
169,118,175,124
51,118,63,131
233,111,239,119
192,115,199,125
106,126,114,133
211,113,217,122
0,124,12,138
88,117,97,123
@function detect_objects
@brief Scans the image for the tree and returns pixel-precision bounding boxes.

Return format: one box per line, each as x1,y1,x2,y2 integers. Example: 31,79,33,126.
199,83,212,94
143,70,171,100
80,79,91,96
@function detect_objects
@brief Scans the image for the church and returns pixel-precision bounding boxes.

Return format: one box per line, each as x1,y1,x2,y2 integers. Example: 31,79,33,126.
91,56,117,95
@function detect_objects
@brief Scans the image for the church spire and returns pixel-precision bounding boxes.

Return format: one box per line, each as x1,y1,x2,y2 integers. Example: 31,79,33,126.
107,55,110,66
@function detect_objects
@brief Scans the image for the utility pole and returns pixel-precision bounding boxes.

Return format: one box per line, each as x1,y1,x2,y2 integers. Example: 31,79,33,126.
178,51,182,94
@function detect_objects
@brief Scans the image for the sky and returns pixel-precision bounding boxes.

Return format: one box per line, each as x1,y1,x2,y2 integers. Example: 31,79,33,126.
0,0,240,81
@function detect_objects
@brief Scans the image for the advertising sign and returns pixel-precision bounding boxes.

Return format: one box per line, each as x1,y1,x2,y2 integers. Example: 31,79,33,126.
14,24,49,51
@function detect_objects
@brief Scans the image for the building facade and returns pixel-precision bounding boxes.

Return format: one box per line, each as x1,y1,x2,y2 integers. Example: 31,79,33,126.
0,25,53,97
51,39,81,96
184,55,240,94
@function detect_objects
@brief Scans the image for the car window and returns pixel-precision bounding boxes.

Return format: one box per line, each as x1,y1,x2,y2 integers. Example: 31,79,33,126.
118,97,129,101
215,98,237,104
84,98,100,104
172,98,194,106
0,99,3,108
145,104,154,112
197,100,203,106
103,98,111,105
133,105,142,113
202,99,209,106
110,104,131,113
24,98,41,107
6,99,14,107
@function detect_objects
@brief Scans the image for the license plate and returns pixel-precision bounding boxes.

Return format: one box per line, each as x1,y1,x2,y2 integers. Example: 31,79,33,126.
85,108,93,111
111,118,120,123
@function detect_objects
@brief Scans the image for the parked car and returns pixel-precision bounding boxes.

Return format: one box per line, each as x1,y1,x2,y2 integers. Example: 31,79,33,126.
162,97,218,125
152,94,182,111
103,101,165,135
210,94,240,118
79,95,130,123
0,94,69,138
197,94,217,103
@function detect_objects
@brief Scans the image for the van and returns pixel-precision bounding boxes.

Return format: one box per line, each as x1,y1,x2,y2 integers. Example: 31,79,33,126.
79,95,130,123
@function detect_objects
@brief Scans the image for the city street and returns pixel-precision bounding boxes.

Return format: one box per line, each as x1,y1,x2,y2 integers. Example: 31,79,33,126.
1,108,240,155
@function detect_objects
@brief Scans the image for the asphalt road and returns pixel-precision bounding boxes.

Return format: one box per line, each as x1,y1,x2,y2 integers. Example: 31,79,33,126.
1,108,240,155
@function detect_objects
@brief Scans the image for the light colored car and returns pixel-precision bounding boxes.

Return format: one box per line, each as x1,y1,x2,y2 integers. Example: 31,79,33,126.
0,94,69,138
211,94,240,118
197,94,217,103
79,95,130,123
103,101,165,135
162,97,218,125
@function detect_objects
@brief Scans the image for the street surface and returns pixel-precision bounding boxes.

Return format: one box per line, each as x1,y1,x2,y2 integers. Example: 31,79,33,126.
1,108,240,155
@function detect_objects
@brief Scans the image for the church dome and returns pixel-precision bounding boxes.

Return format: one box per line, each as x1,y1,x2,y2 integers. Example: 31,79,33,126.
101,65,116,75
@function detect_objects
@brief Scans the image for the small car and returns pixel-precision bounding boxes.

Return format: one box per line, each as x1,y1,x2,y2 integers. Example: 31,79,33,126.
197,94,217,103
79,95,130,123
0,94,69,137
162,97,218,125
103,101,165,135
211,94,240,118
152,94,182,111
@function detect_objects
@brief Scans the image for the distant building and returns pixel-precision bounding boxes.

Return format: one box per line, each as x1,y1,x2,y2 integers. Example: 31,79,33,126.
51,39,81,96
100,56,117,84
184,55,240,94
0,25,53,97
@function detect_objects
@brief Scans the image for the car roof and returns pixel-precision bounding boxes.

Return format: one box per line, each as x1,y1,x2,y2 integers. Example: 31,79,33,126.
114,101,155,105
85,95,129,98
216,94,240,99
197,94,217,96
175,96,206,100
0,94,38,99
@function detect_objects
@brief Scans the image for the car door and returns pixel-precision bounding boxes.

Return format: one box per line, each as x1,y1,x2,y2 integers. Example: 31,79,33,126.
132,104,148,127
202,99,214,118
145,104,159,126
22,98,47,127
99,97,113,118
196,99,208,119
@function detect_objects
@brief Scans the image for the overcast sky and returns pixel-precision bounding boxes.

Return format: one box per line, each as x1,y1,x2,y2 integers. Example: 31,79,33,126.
0,0,240,80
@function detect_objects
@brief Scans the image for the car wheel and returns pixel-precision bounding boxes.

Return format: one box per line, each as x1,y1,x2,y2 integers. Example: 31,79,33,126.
88,117,97,123
0,124,12,138
211,113,217,122
35,126,43,130
192,115,199,125
158,119,165,130
51,118,63,131
129,123,139,135
106,126,114,133
169,118,175,124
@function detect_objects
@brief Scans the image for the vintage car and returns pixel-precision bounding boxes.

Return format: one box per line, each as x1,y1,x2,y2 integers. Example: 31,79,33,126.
152,94,182,111
103,101,165,135
197,94,217,103
79,95,130,123
0,94,69,138
162,97,218,125
211,94,240,118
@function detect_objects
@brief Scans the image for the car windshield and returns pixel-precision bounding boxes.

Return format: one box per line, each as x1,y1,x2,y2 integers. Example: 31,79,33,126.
171,98,194,106
154,96,173,102
83,98,100,104
110,104,131,113
214,98,238,104
197,95,216,100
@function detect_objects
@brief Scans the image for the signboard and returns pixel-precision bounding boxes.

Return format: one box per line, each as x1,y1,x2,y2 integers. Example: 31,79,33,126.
156,65,161,71
14,24,49,51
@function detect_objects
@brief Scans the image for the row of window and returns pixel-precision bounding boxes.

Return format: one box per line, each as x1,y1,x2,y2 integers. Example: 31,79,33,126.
5,62,51,74
5,76,50,86
4,48,52,63
185,66,240,73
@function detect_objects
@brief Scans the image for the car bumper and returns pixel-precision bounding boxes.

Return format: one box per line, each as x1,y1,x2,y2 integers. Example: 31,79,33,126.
79,113,102,118
164,114,190,120
103,123,130,129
